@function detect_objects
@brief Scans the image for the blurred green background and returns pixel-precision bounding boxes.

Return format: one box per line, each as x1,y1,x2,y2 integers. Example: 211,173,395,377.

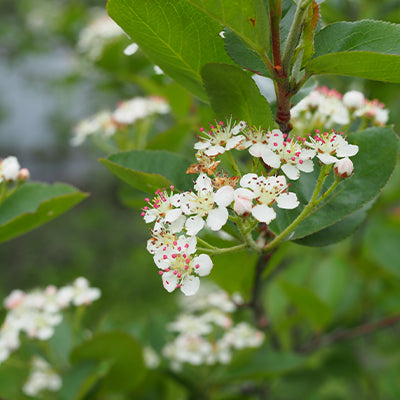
1,0,400,398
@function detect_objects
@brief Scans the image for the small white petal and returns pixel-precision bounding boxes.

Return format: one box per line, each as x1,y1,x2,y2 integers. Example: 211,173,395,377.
336,144,359,158
205,145,225,156
226,135,245,150
207,207,228,231
162,272,178,293
180,275,200,296
297,159,314,173
185,216,205,236
194,141,209,150
231,121,246,135
276,192,299,209
123,42,139,55
252,204,276,223
249,143,267,158
318,153,338,164
165,208,182,223
281,163,300,180
240,173,258,189
261,149,281,168
192,254,213,276
214,186,234,207
194,174,213,192
233,188,254,215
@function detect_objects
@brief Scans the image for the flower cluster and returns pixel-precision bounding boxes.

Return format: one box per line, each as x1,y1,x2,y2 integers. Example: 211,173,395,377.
0,156,29,184
23,356,62,397
71,96,170,146
291,87,389,135
0,277,100,364
143,118,359,295
77,11,125,61
162,286,264,370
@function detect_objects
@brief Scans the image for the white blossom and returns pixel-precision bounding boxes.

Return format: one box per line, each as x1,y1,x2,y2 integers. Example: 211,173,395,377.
305,130,359,164
194,119,246,156
0,156,21,182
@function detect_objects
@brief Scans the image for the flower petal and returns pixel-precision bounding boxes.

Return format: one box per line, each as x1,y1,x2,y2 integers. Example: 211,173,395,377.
276,192,299,209
318,153,338,164
281,163,300,180
192,254,213,276
336,144,359,158
207,207,228,231
260,149,281,168
251,204,276,223
185,215,205,236
180,275,200,296
214,186,234,207
162,272,178,292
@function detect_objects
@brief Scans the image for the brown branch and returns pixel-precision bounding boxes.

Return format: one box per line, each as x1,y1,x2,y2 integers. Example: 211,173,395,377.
298,313,400,353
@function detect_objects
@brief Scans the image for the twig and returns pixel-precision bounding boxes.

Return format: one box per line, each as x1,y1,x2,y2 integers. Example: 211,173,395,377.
298,313,400,353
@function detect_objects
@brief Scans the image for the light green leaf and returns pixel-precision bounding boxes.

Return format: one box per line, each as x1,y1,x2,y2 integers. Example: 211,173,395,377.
270,127,399,240
70,331,145,394
279,279,333,329
100,150,194,194
185,0,270,53
224,345,306,380
107,0,231,101
0,183,88,244
306,20,400,82
202,63,274,127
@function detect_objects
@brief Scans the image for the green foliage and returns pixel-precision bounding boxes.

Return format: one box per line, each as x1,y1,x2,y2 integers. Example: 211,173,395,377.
70,331,146,395
0,183,88,244
107,0,232,101
271,127,399,242
307,20,400,82
100,150,194,193
202,63,274,127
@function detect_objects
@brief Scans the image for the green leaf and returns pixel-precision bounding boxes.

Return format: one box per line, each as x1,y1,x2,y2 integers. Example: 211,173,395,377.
306,20,400,82
279,279,333,329
223,29,271,76
70,331,145,394
147,122,193,152
100,150,194,194
270,127,399,240
107,0,231,101
184,0,270,54
209,248,257,294
202,63,274,127
224,345,306,380
294,200,373,247
0,182,88,244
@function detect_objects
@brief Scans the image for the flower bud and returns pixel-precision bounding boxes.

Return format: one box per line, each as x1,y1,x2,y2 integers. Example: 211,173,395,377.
343,90,365,110
334,157,354,178
18,168,30,182
1,156,20,182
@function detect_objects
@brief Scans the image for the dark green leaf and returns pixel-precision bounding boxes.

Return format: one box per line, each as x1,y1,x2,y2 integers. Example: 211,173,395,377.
224,29,271,76
0,183,88,244
270,127,399,240
306,20,400,82
202,63,274,127
184,0,270,53
70,331,145,394
100,150,194,194
107,0,231,101
147,122,193,152
294,200,373,247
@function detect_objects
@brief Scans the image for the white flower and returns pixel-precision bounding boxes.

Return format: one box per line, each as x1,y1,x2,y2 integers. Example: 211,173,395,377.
222,322,264,349
194,119,246,156
343,90,365,110
70,277,101,306
305,130,359,164
112,96,169,125
181,174,234,236
23,357,62,397
153,236,212,296
256,130,315,180
71,110,116,146
0,156,21,182
168,314,213,335
143,346,160,369
77,12,124,61
142,187,183,226
239,173,299,223
334,157,354,178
